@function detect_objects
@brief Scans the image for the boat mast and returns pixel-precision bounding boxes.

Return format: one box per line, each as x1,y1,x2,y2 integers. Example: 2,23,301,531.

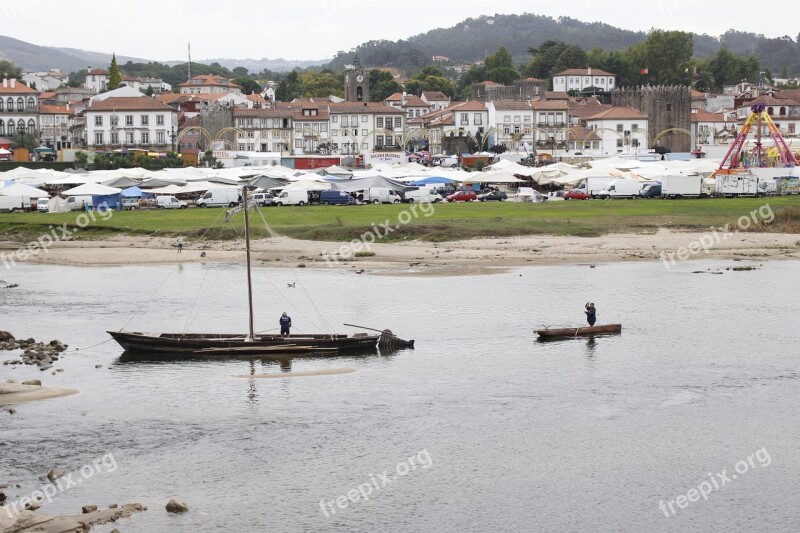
243,188,255,341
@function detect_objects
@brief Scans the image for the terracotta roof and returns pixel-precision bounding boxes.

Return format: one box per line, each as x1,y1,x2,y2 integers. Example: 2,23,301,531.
568,126,601,141
475,80,500,86
569,103,612,121
587,106,649,120
691,89,708,100
39,91,57,99
385,92,404,101
421,91,448,101
544,92,570,100
553,68,615,77
403,95,428,108
156,93,188,104
691,110,737,123
744,95,794,107
532,101,570,111
39,104,72,115
87,69,108,76
87,96,175,112
0,80,38,94
777,89,800,104
523,77,543,82
453,100,488,112
177,74,241,88
234,108,293,118
328,102,404,114
293,109,330,121
493,101,533,111
246,94,267,104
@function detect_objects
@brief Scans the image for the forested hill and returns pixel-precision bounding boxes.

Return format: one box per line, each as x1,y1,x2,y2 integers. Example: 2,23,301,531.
326,13,800,75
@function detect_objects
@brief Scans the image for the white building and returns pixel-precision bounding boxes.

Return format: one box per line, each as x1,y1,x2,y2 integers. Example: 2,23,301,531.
553,68,616,93
84,96,179,151
22,72,66,91
0,78,39,141
234,108,293,154
585,106,649,154
39,104,74,150
421,91,450,111
691,109,738,146
85,68,109,93
328,102,406,155
486,101,533,151
531,100,570,150
178,75,242,95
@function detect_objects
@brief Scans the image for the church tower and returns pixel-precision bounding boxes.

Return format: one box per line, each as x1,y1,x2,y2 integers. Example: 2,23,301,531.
345,55,369,103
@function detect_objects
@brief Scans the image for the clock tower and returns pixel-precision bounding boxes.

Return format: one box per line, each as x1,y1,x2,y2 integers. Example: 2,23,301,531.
345,54,369,103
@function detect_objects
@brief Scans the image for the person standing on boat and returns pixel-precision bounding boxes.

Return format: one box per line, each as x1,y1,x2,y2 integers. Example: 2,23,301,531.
584,302,596,327
279,312,292,336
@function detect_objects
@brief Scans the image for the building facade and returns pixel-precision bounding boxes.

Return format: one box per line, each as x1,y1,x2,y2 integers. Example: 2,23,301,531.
0,79,39,142
84,96,178,151
586,106,650,155
613,85,692,152
553,68,616,93
487,101,534,151
179,75,242,95
39,104,74,150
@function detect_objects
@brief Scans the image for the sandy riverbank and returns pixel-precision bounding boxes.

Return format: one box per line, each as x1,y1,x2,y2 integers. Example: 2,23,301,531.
2,230,798,275
0,382,78,407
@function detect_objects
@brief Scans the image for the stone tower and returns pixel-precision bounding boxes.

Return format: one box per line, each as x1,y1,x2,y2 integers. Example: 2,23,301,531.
612,85,692,152
345,55,369,103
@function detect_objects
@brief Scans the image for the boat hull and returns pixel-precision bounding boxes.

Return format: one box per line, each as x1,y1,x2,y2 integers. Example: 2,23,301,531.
108,331,382,356
535,324,622,339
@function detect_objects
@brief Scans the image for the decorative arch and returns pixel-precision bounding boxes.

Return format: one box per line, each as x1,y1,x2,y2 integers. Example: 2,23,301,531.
27,119,36,134
17,119,25,133
653,128,696,147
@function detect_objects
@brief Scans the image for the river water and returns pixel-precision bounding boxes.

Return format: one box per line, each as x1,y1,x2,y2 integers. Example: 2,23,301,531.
1,259,799,532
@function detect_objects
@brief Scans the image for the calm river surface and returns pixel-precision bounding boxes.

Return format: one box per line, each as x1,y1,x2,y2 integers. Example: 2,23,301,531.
1,259,799,532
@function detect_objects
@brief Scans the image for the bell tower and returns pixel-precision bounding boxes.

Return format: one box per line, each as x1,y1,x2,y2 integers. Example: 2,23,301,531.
345,54,369,103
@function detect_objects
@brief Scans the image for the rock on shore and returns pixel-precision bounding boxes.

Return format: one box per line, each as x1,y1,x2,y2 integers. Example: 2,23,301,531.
0,503,144,532
0,333,68,369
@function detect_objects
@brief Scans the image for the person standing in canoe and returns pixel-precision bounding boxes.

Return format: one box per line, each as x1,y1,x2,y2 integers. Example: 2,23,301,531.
279,312,292,336
584,302,596,326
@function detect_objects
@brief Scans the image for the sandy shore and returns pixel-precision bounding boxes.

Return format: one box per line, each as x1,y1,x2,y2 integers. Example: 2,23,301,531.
0,382,78,407
2,230,798,275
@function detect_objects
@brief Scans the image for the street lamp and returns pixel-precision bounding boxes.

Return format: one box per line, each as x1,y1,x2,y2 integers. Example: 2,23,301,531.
170,126,177,152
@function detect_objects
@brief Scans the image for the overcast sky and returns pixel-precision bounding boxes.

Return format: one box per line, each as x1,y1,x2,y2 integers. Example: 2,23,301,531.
4,1,797,61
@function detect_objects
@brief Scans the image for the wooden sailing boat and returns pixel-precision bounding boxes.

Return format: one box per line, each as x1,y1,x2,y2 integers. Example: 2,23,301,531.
108,189,414,356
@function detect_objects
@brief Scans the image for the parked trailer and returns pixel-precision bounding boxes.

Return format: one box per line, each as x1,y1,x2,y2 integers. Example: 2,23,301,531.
0,195,31,213
716,173,764,197
661,175,705,198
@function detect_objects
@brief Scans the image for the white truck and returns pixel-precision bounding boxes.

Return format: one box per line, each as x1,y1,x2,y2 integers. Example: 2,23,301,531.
272,189,309,206
0,195,31,213
66,195,94,211
716,173,764,197
576,177,616,198
596,179,645,199
661,175,705,198
363,188,402,204
403,188,442,203
156,195,188,209
196,189,240,208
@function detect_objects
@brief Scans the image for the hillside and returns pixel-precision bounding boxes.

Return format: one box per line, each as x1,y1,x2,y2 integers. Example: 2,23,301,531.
0,35,148,72
179,57,328,73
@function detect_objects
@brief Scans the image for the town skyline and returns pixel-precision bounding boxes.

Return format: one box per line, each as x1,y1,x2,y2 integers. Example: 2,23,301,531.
3,2,799,62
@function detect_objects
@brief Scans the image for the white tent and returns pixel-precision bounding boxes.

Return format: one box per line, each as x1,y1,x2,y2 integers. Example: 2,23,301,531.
274,179,332,191
61,183,122,196
462,172,524,184
0,183,50,198
177,181,238,194
145,184,184,195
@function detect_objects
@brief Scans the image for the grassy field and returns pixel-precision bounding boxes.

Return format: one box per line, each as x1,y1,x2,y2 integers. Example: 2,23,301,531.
0,197,799,243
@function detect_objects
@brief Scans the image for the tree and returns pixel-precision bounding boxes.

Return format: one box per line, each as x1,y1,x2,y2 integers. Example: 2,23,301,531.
232,66,249,77
626,30,693,85
145,86,154,96
483,47,520,86
108,54,122,91
0,60,22,79
232,77,263,95
275,80,288,102
11,132,37,152
369,69,402,102
74,151,88,170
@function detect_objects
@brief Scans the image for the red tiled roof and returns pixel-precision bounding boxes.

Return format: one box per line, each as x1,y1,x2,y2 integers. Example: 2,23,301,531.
492,101,532,111
0,80,38,94
587,106,649,120
544,92,570,100
39,104,72,115
87,96,174,112
568,126,601,141
385,92,404,101
87,69,108,76
328,102,404,114
403,95,428,108
234,108,293,118
453,100,488,112
691,110,737,123
554,68,615,77
532,101,570,111
421,91,448,101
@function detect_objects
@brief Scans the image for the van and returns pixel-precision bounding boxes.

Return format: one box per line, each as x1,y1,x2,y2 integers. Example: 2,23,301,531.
36,197,51,212
639,183,662,198
157,195,188,209
432,154,459,168
596,179,645,199
363,187,402,204
66,195,93,211
196,189,240,208
404,188,442,203
0,195,31,213
273,189,309,206
250,192,273,207
319,190,353,205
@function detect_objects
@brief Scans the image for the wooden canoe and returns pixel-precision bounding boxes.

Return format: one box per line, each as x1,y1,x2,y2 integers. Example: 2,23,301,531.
535,324,622,339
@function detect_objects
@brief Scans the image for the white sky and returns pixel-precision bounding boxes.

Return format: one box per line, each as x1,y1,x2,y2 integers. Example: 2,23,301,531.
3,1,797,61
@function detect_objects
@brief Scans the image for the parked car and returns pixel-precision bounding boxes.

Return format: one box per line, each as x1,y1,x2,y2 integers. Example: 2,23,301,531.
478,191,508,202
432,154,459,168
446,190,478,202
156,195,188,209
563,189,590,200
121,197,141,210
250,192,273,207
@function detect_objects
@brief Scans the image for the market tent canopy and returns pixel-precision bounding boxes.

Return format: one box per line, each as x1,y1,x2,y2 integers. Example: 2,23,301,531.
145,184,184,195
0,183,50,198
247,175,289,190
331,176,410,193
121,186,146,198
408,176,456,186
34,146,55,153
0,148,11,155
461,172,525,184
274,179,332,191
102,176,141,189
61,183,122,196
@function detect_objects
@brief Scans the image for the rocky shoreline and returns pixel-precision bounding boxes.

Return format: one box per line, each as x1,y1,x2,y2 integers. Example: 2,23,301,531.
0,332,68,372
0,502,145,533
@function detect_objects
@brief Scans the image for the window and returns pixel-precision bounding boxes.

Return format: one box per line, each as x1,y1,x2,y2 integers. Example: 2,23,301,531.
616,139,623,148
503,126,511,135
247,131,254,138
95,116,103,126
7,121,14,135
17,120,25,133
361,115,368,123
0,100,3,111
362,143,368,150
27,119,35,134
239,144,246,151
321,123,328,133
141,132,149,144
789,124,796,134
156,114,165,126
110,115,119,126
295,139,302,148
125,115,134,126
27,97,35,109
376,117,384,128
461,113,469,126
616,124,624,133
0,120,4,135
350,116,358,126
632,124,639,132
361,129,367,136
474,113,483,126
524,115,531,123
141,115,149,126
126,132,134,144
341,116,349,127
395,118,402,128
666,104,672,112
95,132,104,145
17,98,24,111
504,115,511,123
376,135,384,146
514,115,521,124
110,132,119,145
6,98,12,111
